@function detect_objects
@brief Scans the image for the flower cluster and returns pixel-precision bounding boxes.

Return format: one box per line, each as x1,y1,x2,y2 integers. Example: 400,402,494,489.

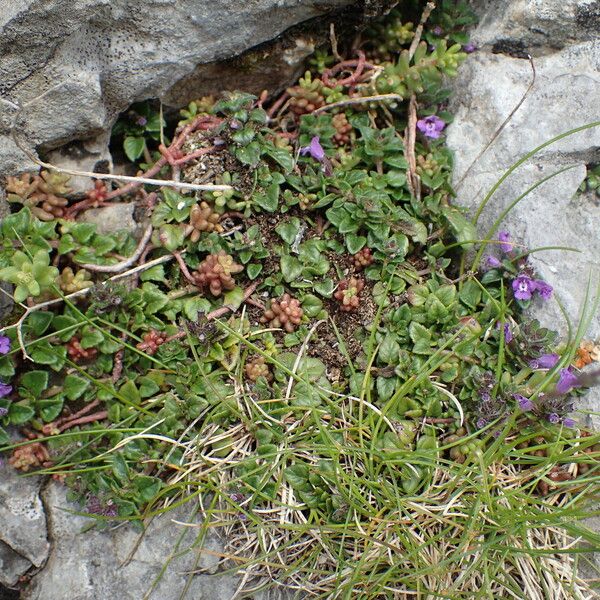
0,335,12,399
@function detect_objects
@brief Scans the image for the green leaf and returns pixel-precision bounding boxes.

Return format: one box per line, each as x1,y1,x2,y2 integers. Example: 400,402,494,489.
235,141,261,166
0,357,15,379
123,136,146,162
280,255,302,283
246,263,262,280
38,398,64,422
158,224,185,252
441,207,477,246
409,322,433,354
25,312,54,336
302,294,323,318
19,370,48,397
275,218,302,245
182,297,211,320
140,264,166,282
253,182,280,212
30,342,59,366
313,278,335,297
111,453,130,485
459,279,482,310
284,464,310,491
138,376,160,398
142,288,169,314
119,380,141,406
80,327,104,349
377,376,397,401
265,146,294,172
9,402,35,425
379,334,400,364
0,426,9,446
63,374,90,401
345,234,367,254
223,286,244,310
134,475,162,502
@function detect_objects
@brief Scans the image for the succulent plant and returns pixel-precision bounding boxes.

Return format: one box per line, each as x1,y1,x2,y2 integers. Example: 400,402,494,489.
136,330,168,355
334,277,365,312
0,249,59,302
260,293,303,332
353,247,374,271
186,202,223,242
57,267,93,293
193,251,243,296
6,170,71,221
66,337,98,362
332,113,353,146
287,72,326,116
245,356,272,382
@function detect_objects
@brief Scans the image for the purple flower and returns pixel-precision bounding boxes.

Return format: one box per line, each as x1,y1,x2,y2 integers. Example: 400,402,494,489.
432,25,443,36
533,279,553,300
0,406,7,417
0,335,10,355
556,368,580,394
485,255,502,269
416,115,445,139
300,136,325,162
136,116,147,127
529,353,559,369
547,413,560,424
463,42,477,53
503,323,513,344
0,383,11,398
498,231,513,253
476,417,487,429
514,394,534,411
512,275,535,301
562,417,576,428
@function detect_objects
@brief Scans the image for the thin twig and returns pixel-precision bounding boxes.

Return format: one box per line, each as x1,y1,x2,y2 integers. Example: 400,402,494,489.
312,93,404,114
81,224,153,273
329,23,342,62
408,2,436,61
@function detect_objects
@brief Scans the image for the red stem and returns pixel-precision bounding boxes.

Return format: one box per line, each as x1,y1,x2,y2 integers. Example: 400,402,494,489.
58,411,109,432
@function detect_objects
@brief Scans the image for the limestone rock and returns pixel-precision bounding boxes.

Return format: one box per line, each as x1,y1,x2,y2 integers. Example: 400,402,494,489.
469,0,600,55
447,43,600,338
23,483,239,600
0,0,385,177
0,469,49,587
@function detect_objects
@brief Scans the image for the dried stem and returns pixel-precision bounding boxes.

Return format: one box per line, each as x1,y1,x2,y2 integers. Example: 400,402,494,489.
312,94,404,114
81,224,153,273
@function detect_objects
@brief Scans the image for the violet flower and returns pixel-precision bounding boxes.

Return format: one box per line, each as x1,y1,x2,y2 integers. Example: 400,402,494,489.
485,255,501,269
498,231,513,253
503,323,513,344
533,279,553,300
416,115,445,139
512,274,535,301
0,335,9,355
0,383,11,398
547,413,560,424
135,116,147,127
0,406,7,417
556,368,581,395
299,136,332,176
476,417,487,429
529,353,559,369
463,42,477,53
300,136,325,162
432,25,443,36
562,417,576,428
514,394,534,412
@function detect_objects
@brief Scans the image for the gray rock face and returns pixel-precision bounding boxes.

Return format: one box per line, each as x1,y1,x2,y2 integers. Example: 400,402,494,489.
447,2,600,585
447,43,600,339
0,0,378,178
23,483,239,600
0,469,48,587
469,0,600,54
